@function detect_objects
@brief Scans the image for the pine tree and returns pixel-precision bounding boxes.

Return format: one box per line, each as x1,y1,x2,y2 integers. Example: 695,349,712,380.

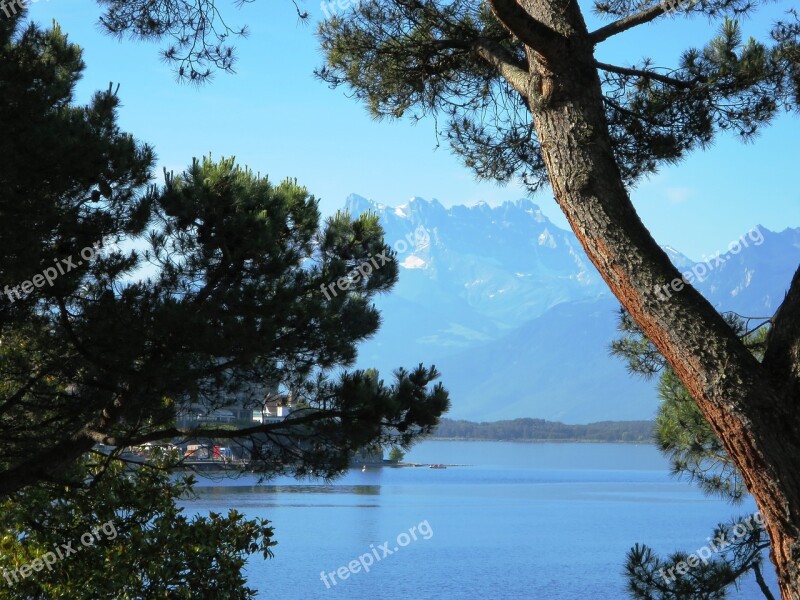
0,10,449,495
308,7,799,591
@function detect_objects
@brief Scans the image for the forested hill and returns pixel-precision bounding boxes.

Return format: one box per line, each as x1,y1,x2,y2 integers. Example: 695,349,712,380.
431,418,654,442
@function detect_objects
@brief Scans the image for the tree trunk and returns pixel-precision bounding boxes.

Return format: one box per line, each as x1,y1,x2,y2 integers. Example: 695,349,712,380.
509,1,800,597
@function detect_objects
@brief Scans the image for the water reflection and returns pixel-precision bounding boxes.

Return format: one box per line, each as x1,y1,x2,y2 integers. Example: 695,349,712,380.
195,484,382,496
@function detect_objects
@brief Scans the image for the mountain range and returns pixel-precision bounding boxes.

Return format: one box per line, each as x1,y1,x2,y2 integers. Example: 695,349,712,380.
343,194,800,423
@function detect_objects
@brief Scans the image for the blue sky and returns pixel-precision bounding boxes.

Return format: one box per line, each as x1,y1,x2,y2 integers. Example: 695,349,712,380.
24,0,800,260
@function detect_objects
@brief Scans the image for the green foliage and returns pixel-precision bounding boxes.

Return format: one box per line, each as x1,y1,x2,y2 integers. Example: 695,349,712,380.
318,0,551,188
625,517,772,600
0,13,154,316
96,0,249,82
314,1,799,190
601,16,796,182
0,453,276,599
388,446,405,462
655,369,745,502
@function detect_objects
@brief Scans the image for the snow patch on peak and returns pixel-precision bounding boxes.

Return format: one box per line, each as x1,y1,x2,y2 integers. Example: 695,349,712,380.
538,229,557,248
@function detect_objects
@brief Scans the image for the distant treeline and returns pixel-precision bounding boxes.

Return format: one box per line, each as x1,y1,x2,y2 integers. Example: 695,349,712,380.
431,418,655,442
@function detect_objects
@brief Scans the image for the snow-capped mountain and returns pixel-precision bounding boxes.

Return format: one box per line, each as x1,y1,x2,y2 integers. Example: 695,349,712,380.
344,195,800,422
344,194,607,330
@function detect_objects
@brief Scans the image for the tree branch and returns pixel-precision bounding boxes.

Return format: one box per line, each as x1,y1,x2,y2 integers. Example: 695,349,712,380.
57,298,118,376
83,410,343,447
595,60,692,89
590,4,666,44
763,265,800,396
475,40,531,98
603,96,662,127
487,0,566,58
0,371,48,412
754,562,778,600
0,410,340,497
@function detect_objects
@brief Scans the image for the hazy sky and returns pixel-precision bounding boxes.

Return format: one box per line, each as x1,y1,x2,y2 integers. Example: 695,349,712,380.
25,0,800,260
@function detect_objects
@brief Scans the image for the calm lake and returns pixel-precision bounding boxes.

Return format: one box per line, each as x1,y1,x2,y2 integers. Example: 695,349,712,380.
184,441,774,599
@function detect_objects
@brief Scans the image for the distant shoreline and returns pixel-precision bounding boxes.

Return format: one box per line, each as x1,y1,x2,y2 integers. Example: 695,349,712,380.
430,417,655,444
427,437,653,444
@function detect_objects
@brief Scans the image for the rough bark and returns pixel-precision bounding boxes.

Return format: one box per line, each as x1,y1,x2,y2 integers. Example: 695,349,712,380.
487,0,800,597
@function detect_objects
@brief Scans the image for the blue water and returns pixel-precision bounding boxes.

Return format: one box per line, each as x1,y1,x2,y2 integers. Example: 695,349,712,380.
183,441,775,599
